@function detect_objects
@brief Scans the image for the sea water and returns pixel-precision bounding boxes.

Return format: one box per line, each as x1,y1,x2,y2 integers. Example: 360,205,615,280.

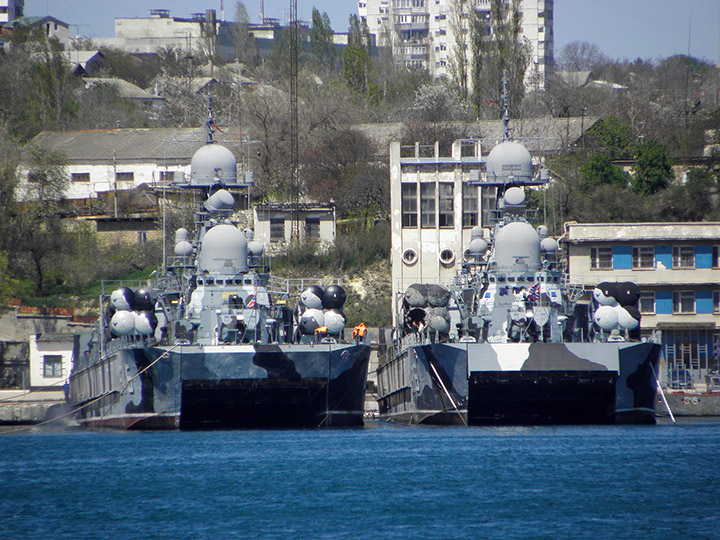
1,419,719,540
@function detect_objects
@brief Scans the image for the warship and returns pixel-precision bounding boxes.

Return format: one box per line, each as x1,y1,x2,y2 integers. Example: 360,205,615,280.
378,105,661,426
67,110,370,430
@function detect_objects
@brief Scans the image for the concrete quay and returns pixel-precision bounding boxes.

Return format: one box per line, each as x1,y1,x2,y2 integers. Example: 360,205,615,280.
0,389,71,425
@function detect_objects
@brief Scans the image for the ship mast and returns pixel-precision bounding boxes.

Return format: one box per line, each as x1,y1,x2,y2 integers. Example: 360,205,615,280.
501,68,510,141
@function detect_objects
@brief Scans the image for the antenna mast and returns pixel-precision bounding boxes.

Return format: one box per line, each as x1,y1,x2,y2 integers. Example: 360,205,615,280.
502,68,510,141
289,0,300,240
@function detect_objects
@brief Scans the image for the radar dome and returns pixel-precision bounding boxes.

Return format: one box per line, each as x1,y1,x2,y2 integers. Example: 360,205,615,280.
197,224,248,274
174,240,193,257
504,186,526,206
491,221,541,270
190,143,237,185
540,237,558,253
537,225,549,238
468,238,489,256
175,228,189,242
204,189,235,212
110,287,135,311
486,141,533,183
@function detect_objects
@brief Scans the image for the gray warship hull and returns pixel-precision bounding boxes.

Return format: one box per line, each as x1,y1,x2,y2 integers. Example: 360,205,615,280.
378,341,661,425
71,341,370,429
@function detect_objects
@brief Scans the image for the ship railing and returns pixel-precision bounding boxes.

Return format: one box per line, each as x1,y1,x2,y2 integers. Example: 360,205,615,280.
104,334,157,354
266,275,343,297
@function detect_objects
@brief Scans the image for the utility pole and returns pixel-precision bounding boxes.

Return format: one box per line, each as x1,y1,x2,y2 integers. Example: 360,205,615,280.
289,0,300,240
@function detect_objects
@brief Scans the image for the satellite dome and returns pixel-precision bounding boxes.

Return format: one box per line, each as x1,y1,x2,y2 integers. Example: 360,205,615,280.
594,305,618,331
175,228,189,242
468,238,489,256
174,240,193,257
540,237,558,253
537,225,549,238
190,143,237,185
486,141,533,182
324,309,346,333
491,221,541,270
197,224,248,274
504,186,526,206
323,285,347,309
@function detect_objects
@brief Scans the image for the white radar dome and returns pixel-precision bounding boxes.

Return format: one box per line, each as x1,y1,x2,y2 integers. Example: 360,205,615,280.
197,224,248,274
110,310,135,336
491,221,541,270
486,141,533,182
540,238,558,253
324,310,346,333
503,186,526,206
190,143,237,185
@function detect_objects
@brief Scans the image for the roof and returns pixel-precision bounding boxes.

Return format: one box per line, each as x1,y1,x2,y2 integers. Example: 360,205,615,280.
5,16,69,29
25,128,248,165
555,70,593,87
353,116,599,155
564,222,720,243
84,77,163,101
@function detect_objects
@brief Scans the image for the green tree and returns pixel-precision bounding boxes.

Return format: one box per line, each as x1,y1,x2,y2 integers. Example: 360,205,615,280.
310,9,336,67
469,0,530,118
231,1,258,66
584,115,634,158
631,140,673,196
580,153,630,190
27,34,81,131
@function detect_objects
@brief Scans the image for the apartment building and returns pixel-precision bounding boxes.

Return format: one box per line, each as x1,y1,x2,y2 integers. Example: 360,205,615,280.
358,0,553,88
564,222,720,386
0,0,23,24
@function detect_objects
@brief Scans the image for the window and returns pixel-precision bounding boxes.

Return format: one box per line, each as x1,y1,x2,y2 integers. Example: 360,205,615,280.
462,185,478,227
590,247,612,270
714,291,720,315
639,291,655,314
438,183,454,228
632,246,654,269
713,246,719,268
672,246,695,269
71,172,90,182
43,355,63,378
116,172,134,182
270,218,285,242
137,231,147,244
401,183,417,228
673,291,695,314
305,217,320,240
159,171,175,181
420,183,436,228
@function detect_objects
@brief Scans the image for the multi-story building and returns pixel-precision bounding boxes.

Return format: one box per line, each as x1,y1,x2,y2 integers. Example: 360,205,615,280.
0,0,23,24
358,0,553,88
564,222,720,388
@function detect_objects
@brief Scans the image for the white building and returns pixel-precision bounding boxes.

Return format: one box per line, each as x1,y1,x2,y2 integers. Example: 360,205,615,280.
0,0,23,24
17,127,250,202
254,203,337,252
92,9,236,62
29,333,73,389
358,0,553,88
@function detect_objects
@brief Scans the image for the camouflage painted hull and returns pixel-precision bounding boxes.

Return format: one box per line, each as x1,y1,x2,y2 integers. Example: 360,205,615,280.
378,341,661,425
70,343,371,429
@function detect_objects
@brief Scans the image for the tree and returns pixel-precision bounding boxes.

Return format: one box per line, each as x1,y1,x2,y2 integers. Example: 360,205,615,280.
310,9,336,68
447,0,470,100
580,153,630,190
584,115,634,159
231,1,257,66
469,0,530,118
27,34,81,131
631,140,673,196
557,41,607,71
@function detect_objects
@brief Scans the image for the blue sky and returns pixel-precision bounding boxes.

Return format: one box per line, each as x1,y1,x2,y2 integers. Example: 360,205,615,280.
24,0,720,64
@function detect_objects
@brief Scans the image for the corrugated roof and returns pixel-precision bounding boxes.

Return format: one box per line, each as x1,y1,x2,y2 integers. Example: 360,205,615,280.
26,127,248,164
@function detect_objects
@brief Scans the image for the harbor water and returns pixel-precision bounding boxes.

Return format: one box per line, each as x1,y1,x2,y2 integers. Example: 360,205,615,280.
1,419,719,540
